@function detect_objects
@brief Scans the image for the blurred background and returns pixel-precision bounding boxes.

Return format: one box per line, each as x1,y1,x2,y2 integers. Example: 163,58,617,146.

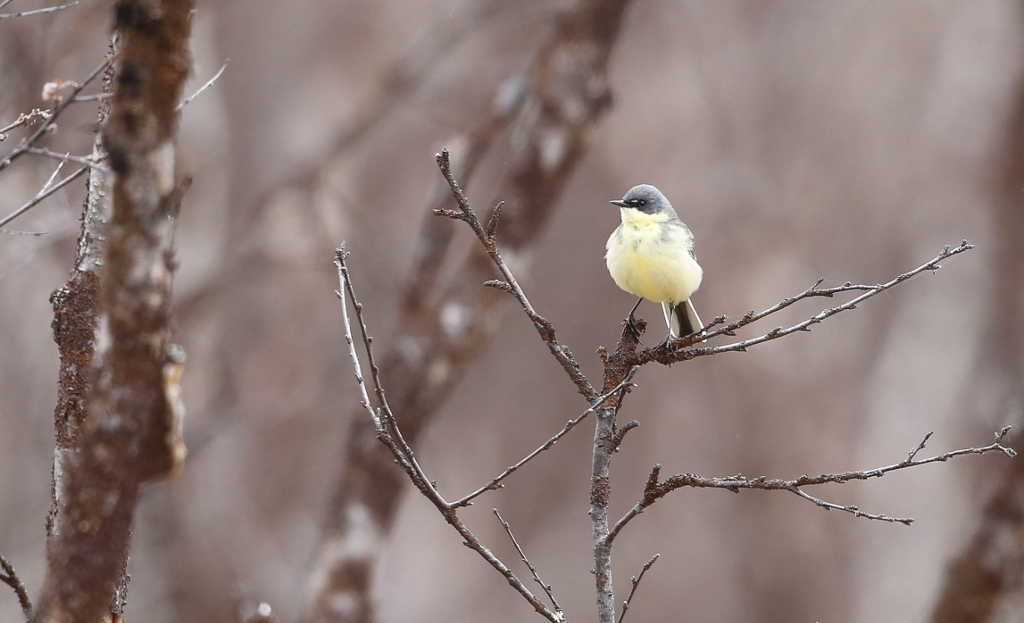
2,1,1023,622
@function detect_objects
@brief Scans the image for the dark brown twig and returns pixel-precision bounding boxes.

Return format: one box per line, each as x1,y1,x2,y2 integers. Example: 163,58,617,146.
0,553,32,621
494,508,562,615
617,553,658,623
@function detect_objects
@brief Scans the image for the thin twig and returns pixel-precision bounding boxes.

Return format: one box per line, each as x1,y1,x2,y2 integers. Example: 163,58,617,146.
0,58,110,172
435,148,598,401
72,93,112,103
452,370,637,508
0,553,32,621
177,59,229,110
334,245,562,622
0,164,89,228
494,508,562,614
26,146,109,171
617,553,658,623
0,229,48,236
649,241,975,364
334,245,381,430
337,246,438,495
608,428,1016,539
0,0,77,18
789,487,912,525
0,108,51,138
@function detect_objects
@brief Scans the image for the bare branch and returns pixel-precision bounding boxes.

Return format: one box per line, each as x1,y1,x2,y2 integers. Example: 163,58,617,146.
36,3,194,620
617,553,658,623
608,429,1016,540
494,508,562,615
314,2,631,619
334,247,562,623
0,553,32,621
0,108,51,139
26,146,109,171
336,246,438,496
451,371,637,509
333,246,381,431
436,148,598,401
46,38,115,541
0,164,89,228
0,1,77,18
789,487,913,525
641,241,975,365
177,59,229,110
0,58,110,173
0,229,48,236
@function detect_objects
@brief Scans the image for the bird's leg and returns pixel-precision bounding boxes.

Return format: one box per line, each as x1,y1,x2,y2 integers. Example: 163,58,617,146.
660,332,679,357
624,297,644,342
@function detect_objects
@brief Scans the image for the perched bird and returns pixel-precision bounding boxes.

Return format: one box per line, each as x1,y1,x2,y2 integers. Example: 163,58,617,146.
605,184,704,340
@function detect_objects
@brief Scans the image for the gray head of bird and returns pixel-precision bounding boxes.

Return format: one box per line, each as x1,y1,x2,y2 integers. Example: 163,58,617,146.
609,184,673,215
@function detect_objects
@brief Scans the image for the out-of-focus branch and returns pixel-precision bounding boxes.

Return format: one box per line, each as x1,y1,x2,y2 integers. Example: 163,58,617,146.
0,1,77,18
24,146,108,171
0,58,109,173
0,108,51,139
927,28,1024,622
34,2,194,621
0,554,32,622
0,56,114,229
307,1,630,621
608,429,1015,537
177,59,228,111
0,163,90,228
45,42,114,541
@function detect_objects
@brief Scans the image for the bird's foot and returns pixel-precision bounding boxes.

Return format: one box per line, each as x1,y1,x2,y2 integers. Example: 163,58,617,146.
624,312,645,344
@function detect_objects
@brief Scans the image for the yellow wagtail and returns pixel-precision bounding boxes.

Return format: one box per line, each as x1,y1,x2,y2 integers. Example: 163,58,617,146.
605,184,704,341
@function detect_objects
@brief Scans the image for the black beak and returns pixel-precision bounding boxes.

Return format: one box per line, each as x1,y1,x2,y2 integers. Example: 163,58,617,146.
609,200,628,207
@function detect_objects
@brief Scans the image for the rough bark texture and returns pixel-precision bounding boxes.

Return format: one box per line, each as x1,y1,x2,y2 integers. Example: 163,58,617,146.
305,1,630,621
33,3,193,622
46,46,115,541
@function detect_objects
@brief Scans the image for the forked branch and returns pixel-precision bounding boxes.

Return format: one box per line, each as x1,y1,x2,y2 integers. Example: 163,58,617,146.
335,246,563,623
608,427,1016,537
0,553,32,622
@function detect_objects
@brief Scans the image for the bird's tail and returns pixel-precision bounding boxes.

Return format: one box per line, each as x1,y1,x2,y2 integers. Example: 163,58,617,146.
663,299,704,340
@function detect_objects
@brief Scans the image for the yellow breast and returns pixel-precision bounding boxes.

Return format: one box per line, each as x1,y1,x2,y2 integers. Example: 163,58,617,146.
605,209,703,304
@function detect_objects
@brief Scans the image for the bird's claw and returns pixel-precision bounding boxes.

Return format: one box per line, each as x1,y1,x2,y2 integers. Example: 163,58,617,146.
624,313,645,344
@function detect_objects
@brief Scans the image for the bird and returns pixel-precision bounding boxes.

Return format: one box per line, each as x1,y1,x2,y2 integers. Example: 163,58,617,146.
605,184,704,342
